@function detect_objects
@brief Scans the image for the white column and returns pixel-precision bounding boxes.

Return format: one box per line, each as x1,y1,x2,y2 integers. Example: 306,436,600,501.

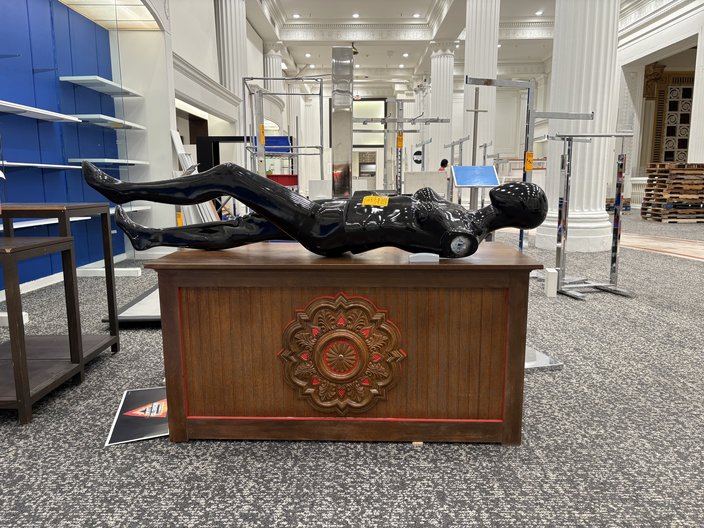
428,42,455,171
535,0,620,252
688,26,704,162
214,0,247,101
299,94,321,196
463,0,500,165
263,42,285,94
615,67,645,198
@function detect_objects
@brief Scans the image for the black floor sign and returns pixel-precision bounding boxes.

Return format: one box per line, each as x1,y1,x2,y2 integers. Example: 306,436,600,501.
106,387,169,446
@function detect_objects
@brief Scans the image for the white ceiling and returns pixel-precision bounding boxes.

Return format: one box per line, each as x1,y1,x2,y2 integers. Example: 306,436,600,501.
277,0,439,23
261,0,557,90
249,0,643,94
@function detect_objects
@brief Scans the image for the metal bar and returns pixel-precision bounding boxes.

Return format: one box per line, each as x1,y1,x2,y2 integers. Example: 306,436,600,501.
556,138,573,291
469,88,481,209
414,138,433,148
246,145,323,149
446,144,455,201
443,134,471,149
353,129,420,134
353,117,450,124
517,80,535,250
395,101,403,194
535,111,594,120
555,132,634,138
254,87,266,176
610,154,626,286
465,76,532,89
319,77,324,181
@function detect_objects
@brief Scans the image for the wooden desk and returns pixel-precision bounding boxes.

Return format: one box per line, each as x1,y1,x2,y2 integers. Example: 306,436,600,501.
146,242,542,444
0,237,84,423
1,203,119,357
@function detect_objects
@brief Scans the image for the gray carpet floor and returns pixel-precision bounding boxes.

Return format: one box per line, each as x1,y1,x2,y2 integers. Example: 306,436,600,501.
0,214,702,527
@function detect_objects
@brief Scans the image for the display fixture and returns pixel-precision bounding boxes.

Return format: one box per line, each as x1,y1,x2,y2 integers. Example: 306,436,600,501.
1,203,121,355
0,99,81,123
83,161,548,259
145,242,542,444
59,75,142,98
551,132,633,300
70,114,145,130
0,0,131,287
243,76,324,181
0,237,83,424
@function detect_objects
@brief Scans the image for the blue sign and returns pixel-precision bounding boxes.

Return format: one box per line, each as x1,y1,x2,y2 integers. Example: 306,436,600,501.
451,165,500,187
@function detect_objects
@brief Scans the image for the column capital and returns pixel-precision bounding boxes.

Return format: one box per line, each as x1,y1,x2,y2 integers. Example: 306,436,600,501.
429,41,456,56
264,41,286,56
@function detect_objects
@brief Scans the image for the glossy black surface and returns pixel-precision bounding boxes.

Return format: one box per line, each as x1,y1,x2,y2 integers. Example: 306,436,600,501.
83,161,547,258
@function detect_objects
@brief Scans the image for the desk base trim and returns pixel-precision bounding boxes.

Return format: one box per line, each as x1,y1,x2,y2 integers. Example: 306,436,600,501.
188,415,503,423
184,418,506,443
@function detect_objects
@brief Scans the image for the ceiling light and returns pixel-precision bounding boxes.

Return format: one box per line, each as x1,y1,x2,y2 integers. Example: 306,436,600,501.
535,10,543,16
352,13,359,18
455,44,460,48
402,52,409,58
355,64,360,68
497,44,502,48
293,13,301,18
305,53,311,58
413,13,421,18
309,64,315,68
57,0,159,30
399,64,405,68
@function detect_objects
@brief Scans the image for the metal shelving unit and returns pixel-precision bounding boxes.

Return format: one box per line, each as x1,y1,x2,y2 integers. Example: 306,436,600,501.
242,76,325,180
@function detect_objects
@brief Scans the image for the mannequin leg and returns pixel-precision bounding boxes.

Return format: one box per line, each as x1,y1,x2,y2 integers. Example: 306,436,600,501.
116,207,288,250
84,161,344,254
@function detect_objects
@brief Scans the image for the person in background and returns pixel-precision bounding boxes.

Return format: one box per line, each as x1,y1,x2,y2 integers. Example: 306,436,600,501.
439,159,449,172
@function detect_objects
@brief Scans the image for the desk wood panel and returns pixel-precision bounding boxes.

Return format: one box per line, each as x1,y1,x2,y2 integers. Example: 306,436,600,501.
179,286,508,420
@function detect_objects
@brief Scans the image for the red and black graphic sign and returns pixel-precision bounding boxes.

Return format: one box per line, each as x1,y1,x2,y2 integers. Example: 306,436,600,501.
106,387,169,446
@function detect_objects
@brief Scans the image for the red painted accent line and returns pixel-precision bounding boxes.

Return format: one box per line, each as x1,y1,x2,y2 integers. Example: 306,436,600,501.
178,288,190,417
187,415,503,423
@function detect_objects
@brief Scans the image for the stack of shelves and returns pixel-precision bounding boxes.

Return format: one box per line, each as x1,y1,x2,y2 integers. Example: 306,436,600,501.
61,75,148,166
641,163,704,223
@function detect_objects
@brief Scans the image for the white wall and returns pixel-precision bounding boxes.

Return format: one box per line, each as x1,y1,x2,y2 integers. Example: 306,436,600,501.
247,22,264,79
171,0,219,81
111,30,178,253
495,89,520,158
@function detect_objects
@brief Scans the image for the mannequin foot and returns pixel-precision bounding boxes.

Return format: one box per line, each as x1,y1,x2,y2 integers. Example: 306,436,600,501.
82,161,131,204
115,206,155,250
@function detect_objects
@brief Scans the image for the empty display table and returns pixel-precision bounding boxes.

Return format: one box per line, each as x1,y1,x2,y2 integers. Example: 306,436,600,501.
0,237,84,423
1,203,119,358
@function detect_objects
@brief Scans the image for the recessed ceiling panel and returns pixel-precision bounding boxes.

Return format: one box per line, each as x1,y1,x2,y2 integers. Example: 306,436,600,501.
278,0,436,23
58,0,159,30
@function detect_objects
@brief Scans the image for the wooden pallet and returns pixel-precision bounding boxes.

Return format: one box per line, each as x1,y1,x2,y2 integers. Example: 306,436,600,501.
641,163,704,222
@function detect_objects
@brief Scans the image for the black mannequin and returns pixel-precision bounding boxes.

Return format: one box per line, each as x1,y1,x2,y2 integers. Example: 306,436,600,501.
83,161,547,258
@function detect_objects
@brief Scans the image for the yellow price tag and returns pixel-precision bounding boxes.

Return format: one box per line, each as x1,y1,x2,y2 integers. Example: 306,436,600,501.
396,131,404,148
525,151,534,171
362,195,390,207
259,123,266,146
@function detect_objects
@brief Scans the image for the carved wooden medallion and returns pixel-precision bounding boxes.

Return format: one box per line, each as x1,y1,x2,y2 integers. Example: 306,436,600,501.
280,293,405,415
